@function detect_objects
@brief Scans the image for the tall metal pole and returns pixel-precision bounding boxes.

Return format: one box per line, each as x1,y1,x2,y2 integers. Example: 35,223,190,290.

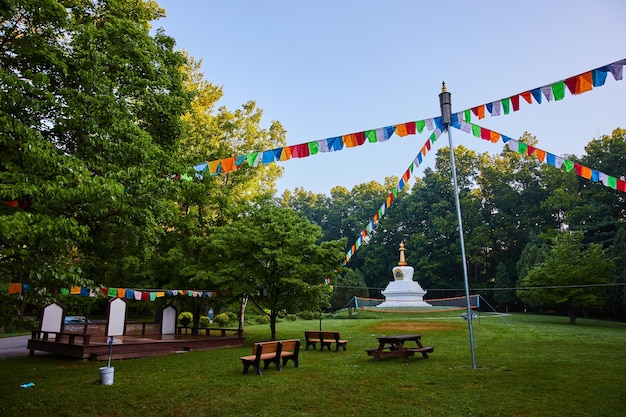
439,82,477,369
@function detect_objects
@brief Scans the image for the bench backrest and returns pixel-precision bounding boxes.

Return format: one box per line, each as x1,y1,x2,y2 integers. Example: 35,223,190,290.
305,331,340,340
252,341,281,355
281,339,300,352
320,331,340,340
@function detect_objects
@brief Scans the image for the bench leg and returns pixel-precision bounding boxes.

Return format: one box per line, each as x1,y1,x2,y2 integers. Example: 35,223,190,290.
242,361,262,376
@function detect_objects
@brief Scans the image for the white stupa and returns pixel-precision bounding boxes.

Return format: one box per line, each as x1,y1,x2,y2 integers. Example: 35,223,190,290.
377,243,431,308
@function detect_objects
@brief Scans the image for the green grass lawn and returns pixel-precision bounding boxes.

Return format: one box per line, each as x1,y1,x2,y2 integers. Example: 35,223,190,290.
1,312,625,417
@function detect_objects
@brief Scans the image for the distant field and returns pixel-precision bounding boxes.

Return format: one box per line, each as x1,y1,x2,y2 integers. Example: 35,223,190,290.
1,312,625,417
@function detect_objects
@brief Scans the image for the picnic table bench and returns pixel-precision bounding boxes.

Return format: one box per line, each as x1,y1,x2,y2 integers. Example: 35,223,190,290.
304,331,348,351
239,339,300,376
365,334,434,364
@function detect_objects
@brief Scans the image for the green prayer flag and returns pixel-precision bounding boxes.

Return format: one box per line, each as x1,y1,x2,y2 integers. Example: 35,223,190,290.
365,130,378,143
552,81,566,101
518,142,528,155
502,98,510,114
108,287,117,297
308,141,319,155
471,124,481,137
608,176,617,189
60,288,70,295
464,109,471,123
416,120,426,133
247,152,259,166
563,159,575,172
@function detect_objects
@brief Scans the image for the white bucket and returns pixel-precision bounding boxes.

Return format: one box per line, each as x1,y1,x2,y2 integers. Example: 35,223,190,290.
99,366,114,385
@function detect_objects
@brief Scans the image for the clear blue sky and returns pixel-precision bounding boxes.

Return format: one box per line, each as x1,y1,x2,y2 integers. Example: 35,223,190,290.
153,0,626,195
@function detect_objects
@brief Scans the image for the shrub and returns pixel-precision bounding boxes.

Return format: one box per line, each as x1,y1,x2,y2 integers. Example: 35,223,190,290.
285,314,297,321
199,316,211,328
178,312,193,326
299,310,316,320
214,313,230,327
255,315,270,324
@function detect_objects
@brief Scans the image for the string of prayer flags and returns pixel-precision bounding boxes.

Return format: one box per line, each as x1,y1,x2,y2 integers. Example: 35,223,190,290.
195,116,443,178
460,58,625,123
5,285,227,299
343,128,442,264
454,122,626,193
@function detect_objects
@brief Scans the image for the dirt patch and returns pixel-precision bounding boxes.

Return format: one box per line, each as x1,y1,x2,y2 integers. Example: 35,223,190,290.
368,321,461,332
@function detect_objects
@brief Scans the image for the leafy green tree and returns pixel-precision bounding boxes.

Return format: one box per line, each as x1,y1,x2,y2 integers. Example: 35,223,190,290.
190,200,346,340
1,1,193,316
518,231,614,323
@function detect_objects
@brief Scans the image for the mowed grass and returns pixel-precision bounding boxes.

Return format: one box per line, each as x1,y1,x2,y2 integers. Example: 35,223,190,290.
1,312,625,417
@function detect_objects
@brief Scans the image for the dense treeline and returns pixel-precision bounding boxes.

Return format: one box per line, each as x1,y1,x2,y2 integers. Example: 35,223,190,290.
281,129,626,320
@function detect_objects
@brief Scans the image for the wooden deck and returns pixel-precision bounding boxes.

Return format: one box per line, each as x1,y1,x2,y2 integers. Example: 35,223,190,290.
27,324,245,361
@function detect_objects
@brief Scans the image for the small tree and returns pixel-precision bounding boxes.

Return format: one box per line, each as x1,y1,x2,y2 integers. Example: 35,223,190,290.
518,231,614,323
195,199,345,340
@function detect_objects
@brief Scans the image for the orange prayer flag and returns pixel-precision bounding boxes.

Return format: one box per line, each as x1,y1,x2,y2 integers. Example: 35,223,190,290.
343,134,359,147
221,157,237,172
8,282,22,294
535,149,546,162
578,72,593,94
489,131,500,143
471,105,485,119
70,286,81,295
395,124,408,137
279,147,291,161
521,91,532,104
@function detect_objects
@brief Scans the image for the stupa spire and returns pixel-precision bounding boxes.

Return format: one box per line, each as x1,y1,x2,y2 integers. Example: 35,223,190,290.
398,242,407,266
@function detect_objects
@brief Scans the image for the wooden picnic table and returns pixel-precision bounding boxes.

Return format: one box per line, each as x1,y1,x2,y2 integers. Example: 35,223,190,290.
365,334,434,364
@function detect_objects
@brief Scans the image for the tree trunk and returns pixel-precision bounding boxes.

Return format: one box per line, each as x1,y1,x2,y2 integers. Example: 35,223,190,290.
270,311,277,340
238,294,248,332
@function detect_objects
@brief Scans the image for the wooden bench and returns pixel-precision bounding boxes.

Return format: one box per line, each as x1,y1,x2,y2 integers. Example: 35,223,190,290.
304,331,348,351
239,339,300,376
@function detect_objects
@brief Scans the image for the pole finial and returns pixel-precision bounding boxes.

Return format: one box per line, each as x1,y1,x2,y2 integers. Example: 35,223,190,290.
441,81,447,93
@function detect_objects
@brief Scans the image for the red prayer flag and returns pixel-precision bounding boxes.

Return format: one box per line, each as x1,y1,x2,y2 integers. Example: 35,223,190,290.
527,145,536,156
511,95,520,111
564,76,578,95
574,163,583,176
617,179,626,192
480,127,490,140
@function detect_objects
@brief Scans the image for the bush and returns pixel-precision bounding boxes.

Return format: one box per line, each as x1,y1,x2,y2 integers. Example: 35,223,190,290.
178,312,193,326
299,310,316,320
214,313,230,327
255,315,270,324
199,316,211,328
285,314,297,321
